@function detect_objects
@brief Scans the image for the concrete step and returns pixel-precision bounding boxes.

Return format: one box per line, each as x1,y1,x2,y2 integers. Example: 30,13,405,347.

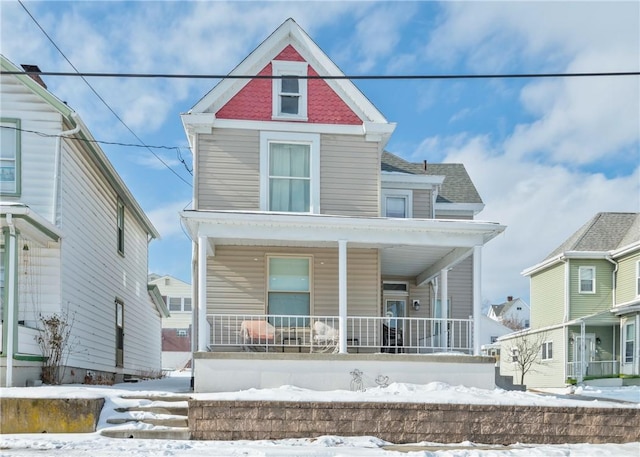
114,405,188,416
106,416,189,427
120,394,192,402
100,427,190,440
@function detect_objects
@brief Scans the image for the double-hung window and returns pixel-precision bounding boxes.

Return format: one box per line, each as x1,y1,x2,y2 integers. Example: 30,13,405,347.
636,261,640,296
267,256,311,327
578,266,595,293
260,132,319,213
1,118,21,196
168,297,192,313
272,61,307,120
624,322,635,363
541,341,553,360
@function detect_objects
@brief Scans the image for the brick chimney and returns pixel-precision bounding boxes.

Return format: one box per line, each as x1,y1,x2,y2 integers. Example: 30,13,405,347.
20,64,47,89
507,296,514,302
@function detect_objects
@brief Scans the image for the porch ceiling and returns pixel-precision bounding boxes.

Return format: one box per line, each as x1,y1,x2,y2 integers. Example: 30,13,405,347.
181,210,505,284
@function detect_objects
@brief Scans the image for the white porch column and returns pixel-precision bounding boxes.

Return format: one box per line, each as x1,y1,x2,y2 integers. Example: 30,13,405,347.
197,236,208,352
338,239,347,354
579,320,586,384
4,216,18,387
440,268,448,349
473,245,482,356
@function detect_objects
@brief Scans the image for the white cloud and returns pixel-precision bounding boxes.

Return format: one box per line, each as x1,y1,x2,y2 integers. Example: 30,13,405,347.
147,200,191,239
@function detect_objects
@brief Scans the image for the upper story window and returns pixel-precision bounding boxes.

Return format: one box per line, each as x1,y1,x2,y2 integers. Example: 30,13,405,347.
636,261,640,296
1,118,21,196
381,189,412,218
578,266,595,294
272,61,308,121
260,131,320,213
117,197,125,255
168,296,192,313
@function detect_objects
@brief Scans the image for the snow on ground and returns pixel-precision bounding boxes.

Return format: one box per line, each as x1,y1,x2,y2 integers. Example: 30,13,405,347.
1,371,639,456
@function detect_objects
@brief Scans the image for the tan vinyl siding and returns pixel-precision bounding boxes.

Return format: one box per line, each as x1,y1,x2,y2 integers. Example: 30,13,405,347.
448,257,473,320
197,129,260,210
207,246,378,316
320,134,379,217
530,264,565,328
615,251,640,305
412,189,432,219
569,259,614,320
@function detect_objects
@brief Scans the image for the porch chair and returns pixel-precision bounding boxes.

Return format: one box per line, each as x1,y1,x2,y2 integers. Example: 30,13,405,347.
310,320,339,353
240,320,278,352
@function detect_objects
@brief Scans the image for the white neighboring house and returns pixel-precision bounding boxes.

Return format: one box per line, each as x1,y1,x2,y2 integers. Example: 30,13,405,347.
0,55,165,386
479,315,515,360
148,274,192,370
488,296,531,330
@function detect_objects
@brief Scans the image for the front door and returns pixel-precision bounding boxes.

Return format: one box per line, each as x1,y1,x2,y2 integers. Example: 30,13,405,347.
384,299,405,350
573,333,595,377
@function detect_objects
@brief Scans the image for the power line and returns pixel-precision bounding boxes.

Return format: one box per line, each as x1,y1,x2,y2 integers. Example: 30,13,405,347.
17,0,192,187
2,70,639,80
1,125,193,174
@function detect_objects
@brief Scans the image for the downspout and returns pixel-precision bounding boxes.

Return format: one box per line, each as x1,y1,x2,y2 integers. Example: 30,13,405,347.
604,256,618,373
562,256,569,323
52,113,80,224
4,214,17,387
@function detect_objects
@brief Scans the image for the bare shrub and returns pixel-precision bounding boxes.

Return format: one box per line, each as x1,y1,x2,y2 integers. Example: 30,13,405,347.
35,312,75,385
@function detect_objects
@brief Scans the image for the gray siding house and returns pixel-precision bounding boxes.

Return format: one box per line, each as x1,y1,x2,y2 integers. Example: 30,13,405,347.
179,19,505,392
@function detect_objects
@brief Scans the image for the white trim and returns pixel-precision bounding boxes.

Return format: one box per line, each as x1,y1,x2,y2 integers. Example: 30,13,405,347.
578,266,596,294
541,340,553,361
435,203,485,217
259,131,320,214
381,172,445,187
522,251,610,277
381,189,412,218
636,260,640,297
272,61,308,121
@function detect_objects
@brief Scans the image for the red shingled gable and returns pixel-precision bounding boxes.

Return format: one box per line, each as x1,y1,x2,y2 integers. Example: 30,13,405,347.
216,45,362,125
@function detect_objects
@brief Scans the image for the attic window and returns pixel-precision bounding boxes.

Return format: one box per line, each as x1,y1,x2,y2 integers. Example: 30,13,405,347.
272,61,307,120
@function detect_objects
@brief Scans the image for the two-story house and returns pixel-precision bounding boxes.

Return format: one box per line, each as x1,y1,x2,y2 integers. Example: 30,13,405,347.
1,55,165,386
149,274,193,370
179,19,505,392
499,212,640,388
488,296,531,329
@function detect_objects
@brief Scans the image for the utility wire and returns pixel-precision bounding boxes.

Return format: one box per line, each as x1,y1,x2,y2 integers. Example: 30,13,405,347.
17,0,192,186
2,70,639,80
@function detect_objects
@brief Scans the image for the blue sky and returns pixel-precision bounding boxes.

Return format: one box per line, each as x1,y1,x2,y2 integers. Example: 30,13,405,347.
1,1,638,305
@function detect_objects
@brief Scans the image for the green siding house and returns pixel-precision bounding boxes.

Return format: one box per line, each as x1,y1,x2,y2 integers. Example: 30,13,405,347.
499,212,640,388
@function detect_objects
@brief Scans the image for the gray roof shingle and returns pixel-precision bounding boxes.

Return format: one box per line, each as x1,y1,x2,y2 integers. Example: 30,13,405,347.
381,151,483,204
545,212,640,260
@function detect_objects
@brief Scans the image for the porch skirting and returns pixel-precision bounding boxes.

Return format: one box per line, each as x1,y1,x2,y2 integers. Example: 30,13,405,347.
193,352,496,392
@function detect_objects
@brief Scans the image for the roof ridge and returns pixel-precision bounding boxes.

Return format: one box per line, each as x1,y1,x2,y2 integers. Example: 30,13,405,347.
570,212,604,251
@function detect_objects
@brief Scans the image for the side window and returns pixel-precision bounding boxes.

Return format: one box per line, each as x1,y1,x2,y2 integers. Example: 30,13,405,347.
541,341,553,360
381,190,412,218
636,261,640,296
624,322,635,363
117,198,125,255
578,266,595,294
272,61,308,120
0,118,21,196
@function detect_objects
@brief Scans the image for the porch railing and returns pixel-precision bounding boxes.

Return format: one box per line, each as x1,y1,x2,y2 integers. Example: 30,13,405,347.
566,360,620,379
207,314,473,354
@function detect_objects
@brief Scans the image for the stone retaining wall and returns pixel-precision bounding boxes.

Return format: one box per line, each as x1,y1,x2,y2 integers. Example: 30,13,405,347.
189,400,640,444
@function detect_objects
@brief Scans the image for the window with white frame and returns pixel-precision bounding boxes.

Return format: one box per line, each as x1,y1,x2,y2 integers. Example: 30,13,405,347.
260,131,319,213
168,297,192,313
624,322,635,363
267,256,311,327
1,118,21,196
541,341,553,360
578,266,595,293
272,61,308,120
381,189,412,218
636,261,640,296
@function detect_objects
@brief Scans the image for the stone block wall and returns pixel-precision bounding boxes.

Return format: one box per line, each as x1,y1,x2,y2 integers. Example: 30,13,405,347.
189,400,640,444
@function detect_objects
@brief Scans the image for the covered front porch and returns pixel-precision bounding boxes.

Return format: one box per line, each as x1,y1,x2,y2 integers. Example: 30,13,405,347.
181,210,505,391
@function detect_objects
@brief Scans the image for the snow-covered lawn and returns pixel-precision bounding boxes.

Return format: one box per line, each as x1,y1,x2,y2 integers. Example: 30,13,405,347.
1,371,639,456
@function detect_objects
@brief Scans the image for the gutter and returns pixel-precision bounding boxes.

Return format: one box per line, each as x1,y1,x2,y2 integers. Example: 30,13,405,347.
53,113,80,224
604,255,618,308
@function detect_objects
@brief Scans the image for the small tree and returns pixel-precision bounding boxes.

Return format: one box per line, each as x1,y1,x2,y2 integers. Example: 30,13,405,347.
501,316,526,331
510,331,547,385
35,312,75,385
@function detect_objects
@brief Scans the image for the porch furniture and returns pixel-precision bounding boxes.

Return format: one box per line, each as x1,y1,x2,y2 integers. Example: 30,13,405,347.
381,323,403,353
240,320,278,352
311,320,339,353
